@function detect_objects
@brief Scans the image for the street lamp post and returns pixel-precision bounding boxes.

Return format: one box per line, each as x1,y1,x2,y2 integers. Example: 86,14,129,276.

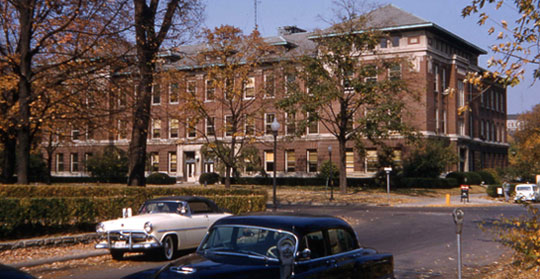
328,145,334,201
271,117,280,210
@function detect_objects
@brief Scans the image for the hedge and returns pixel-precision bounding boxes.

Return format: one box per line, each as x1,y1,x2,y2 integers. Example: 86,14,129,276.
397,177,459,189
0,185,267,239
229,177,375,187
486,184,516,198
146,173,176,185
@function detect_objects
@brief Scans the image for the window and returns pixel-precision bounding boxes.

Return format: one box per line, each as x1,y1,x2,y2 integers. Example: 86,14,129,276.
70,153,79,172
443,109,447,134
346,149,354,173
265,151,274,172
393,149,402,166
380,38,387,48
225,115,233,137
152,119,161,139
152,84,160,104
244,115,255,136
264,73,275,97
284,74,295,94
243,76,255,99
286,113,296,135
71,129,80,141
458,119,465,136
300,231,327,259
307,113,318,134
206,79,215,101
150,153,159,172
408,36,420,44
364,65,377,83
168,152,177,173
186,118,196,138
458,81,465,107
343,70,354,93
169,119,179,138
265,113,275,135
307,149,318,173
118,90,127,107
442,68,447,91
366,150,377,172
84,152,92,171
206,117,215,136
435,108,439,132
56,153,64,172
327,229,357,255
391,36,400,47
389,64,401,81
434,65,439,93
118,120,128,139
224,78,233,100
188,201,212,214
286,150,295,172
187,80,196,96
169,83,179,103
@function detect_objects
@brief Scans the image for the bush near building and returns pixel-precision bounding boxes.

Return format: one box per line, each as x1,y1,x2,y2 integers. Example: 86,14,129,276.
0,185,267,239
146,172,176,185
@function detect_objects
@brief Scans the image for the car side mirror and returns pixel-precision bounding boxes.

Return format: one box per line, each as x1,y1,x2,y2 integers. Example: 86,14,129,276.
297,248,311,260
178,205,187,215
122,208,132,218
277,236,295,279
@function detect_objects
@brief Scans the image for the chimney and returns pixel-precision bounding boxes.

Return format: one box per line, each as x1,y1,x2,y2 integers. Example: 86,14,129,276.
278,26,306,36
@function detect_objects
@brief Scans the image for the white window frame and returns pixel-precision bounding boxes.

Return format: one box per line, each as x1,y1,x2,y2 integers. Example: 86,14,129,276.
152,119,161,139
70,153,79,172
225,115,233,137
307,149,318,173
264,73,275,98
152,84,161,105
243,76,255,99
169,118,179,139
205,79,215,101
264,150,275,172
265,113,275,135
169,83,179,104
168,152,177,173
56,153,64,172
285,150,295,173
206,117,215,137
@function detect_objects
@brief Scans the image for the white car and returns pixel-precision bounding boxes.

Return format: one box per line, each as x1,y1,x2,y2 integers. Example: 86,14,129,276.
95,196,231,260
514,184,540,202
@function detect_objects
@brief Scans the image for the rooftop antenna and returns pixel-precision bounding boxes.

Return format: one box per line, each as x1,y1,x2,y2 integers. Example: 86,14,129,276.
254,0,258,30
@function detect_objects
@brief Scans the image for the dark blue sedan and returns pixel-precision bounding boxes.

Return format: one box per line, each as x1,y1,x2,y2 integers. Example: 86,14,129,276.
123,214,394,279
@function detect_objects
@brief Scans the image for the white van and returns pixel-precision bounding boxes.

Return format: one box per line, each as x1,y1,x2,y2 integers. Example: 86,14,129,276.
514,184,540,202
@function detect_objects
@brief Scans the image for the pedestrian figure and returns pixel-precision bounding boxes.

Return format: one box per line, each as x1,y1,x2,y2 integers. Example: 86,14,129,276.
503,181,510,202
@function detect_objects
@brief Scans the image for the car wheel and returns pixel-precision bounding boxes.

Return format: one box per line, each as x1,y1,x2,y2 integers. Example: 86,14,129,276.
162,235,176,260
110,250,124,261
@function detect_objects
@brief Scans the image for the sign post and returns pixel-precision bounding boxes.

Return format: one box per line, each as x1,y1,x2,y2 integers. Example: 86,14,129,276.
384,167,392,204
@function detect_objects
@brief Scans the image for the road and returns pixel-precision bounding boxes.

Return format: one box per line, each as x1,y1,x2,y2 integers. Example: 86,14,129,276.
36,204,528,279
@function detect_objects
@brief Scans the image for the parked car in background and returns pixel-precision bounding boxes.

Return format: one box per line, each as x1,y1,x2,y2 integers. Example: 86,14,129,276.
95,196,231,260
514,184,540,202
123,214,394,279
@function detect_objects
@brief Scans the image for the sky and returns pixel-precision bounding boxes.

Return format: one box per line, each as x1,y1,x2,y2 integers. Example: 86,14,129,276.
203,0,540,115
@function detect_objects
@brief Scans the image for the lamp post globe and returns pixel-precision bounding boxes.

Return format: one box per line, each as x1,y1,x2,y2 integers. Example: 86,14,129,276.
271,118,280,210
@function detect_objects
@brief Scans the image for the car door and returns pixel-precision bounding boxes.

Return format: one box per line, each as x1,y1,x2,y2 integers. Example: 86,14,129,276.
295,230,343,279
183,201,211,247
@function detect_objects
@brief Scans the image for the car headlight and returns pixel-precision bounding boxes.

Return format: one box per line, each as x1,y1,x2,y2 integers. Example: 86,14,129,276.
96,222,105,233
144,221,153,233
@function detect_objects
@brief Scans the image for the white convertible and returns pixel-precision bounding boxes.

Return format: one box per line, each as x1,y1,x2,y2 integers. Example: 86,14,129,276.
95,196,231,260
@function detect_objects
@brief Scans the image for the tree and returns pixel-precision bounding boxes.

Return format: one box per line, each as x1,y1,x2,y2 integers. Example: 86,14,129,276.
127,0,202,186
0,0,130,184
510,104,540,178
278,1,417,194
402,138,459,178
462,0,540,85
179,25,273,188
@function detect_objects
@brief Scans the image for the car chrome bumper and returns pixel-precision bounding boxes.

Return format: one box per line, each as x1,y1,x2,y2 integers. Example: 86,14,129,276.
95,230,161,250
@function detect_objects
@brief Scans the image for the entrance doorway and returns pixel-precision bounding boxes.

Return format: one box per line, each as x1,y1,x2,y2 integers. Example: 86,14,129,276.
185,152,196,182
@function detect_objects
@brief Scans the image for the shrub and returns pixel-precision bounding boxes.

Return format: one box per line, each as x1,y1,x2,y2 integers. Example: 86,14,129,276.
86,146,128,183
199,172,220,185
0,185,267,239
486,185,501,197
475,170,497,185
446,172,467,184
146,172,176,185
317,161,339,180
464,172,483,185
402,138,458,178
29,153,48,183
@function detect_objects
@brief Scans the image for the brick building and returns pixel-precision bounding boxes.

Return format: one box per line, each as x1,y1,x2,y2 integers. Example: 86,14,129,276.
47,5,508,182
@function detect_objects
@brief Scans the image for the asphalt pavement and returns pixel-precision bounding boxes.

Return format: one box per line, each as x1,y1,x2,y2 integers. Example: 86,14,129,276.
1,193,514,269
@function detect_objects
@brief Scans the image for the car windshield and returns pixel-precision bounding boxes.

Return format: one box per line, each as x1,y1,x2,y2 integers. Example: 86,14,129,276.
199,225,295,259
139,201,183,214
516,186,531,192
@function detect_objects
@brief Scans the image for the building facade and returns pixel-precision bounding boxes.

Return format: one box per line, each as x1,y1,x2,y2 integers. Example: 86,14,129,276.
46,5,508,182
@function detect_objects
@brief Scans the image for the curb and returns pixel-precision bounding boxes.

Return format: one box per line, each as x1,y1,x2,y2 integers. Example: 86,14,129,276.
0,233,99,252
11,250,109,268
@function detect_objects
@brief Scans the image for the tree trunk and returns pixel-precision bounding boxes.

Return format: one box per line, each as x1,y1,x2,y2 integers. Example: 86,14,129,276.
127,69,153,186
15,0,33,185
338,137,347,194
1,136,16,183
